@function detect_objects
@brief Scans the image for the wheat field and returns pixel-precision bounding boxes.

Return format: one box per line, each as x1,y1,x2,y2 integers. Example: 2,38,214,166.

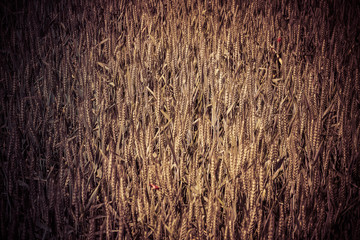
1,0,360,239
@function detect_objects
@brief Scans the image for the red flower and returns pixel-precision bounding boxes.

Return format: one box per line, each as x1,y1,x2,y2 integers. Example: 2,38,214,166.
149,183,160,190
277,37,282,43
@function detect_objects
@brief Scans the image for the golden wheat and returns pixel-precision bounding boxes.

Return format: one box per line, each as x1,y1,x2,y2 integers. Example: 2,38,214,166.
0,0,360,239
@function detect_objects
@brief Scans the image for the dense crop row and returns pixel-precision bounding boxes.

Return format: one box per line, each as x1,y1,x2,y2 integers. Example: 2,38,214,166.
1,0,360,239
